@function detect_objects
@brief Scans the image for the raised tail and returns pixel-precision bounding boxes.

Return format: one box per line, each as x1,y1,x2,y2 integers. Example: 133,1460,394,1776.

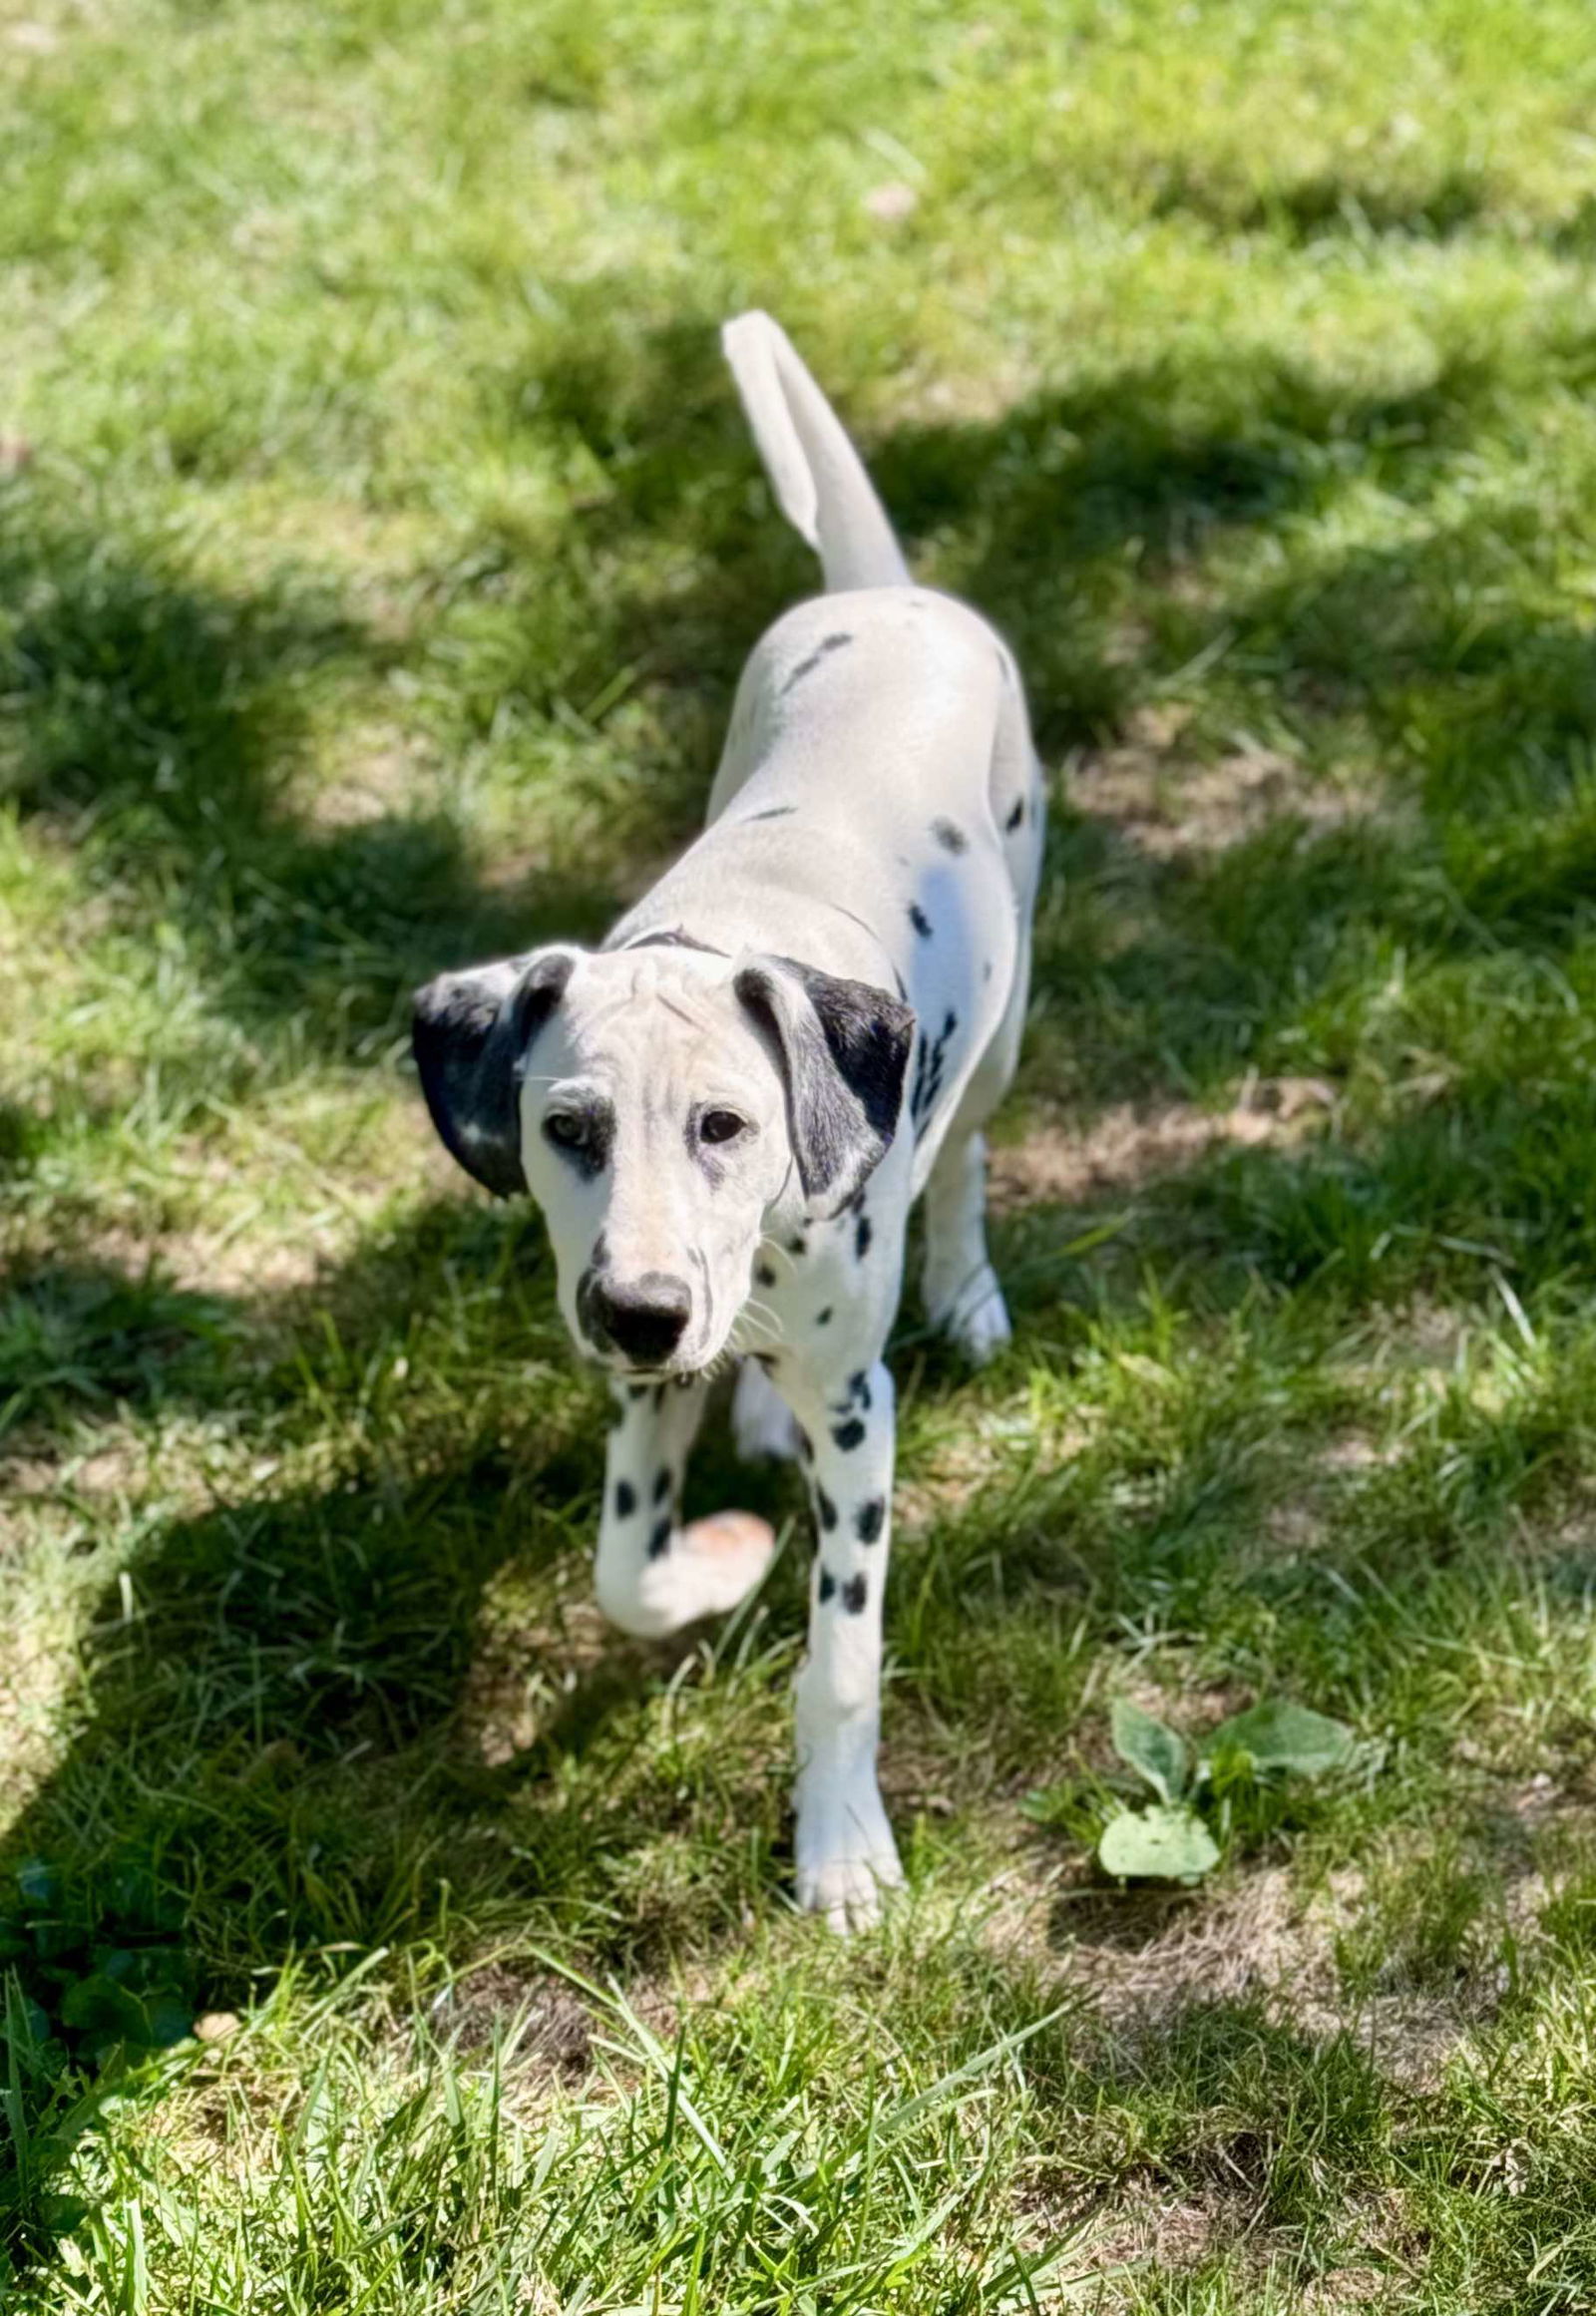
722,310,910,592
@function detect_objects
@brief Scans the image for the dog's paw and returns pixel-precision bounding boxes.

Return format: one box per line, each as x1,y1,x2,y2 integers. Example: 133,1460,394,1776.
731,1358,801,1462
597,1510,776,1637
794,1772,904,1933
931,1264,1012,1365
678,1509,779,1615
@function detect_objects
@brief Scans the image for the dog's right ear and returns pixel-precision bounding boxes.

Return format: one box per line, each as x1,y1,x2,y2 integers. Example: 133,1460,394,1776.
412,949,578,1197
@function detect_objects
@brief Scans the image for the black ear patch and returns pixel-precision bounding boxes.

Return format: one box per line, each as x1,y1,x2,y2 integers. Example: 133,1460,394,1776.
412,949,576,1197
734,955,915,1215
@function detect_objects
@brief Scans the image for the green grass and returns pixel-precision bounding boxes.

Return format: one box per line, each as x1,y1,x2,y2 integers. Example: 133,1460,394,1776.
7,0,1596,2304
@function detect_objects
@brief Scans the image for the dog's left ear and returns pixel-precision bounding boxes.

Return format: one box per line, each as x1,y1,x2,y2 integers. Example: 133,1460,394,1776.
412,948,579,1197
734,955,915,1215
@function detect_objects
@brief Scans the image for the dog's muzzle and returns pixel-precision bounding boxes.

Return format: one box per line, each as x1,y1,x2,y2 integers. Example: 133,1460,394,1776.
580,1269,693,1369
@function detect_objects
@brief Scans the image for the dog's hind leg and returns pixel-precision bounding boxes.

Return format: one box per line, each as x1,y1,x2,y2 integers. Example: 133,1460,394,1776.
920,913,1030,1362
596,1378,777,1638
920,1127,1011,1362
731,1357,801,1462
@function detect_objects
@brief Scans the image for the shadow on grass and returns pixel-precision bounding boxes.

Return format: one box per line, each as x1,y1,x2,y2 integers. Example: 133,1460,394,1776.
0,504,623,1066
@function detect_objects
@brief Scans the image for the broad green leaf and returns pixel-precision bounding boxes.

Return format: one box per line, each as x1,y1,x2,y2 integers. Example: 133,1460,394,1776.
1098,1805,1220,1883
1203,1701,1355,1778
1110,1699,1188,1804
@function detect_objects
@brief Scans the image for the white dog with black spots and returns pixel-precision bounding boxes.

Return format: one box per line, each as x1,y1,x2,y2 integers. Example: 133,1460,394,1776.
414,312,1045,1930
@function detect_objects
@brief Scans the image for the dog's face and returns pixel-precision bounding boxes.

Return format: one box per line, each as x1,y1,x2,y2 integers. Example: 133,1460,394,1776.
413,942,914,1377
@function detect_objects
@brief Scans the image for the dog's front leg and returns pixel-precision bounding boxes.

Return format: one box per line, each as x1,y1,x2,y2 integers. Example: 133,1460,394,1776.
595,1379,776,1639
785,1356,903,1931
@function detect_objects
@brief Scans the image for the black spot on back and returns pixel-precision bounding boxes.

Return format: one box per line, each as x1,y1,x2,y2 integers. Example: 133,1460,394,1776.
1005,796,1025,832
908,902,933,939
932,817,967,855
855,1215,873,1262
815,1306,833,1327
614,1479,636,1518
781,630,853,694
622,926,728,957
755,1261,777,1288
832,1417,866,1452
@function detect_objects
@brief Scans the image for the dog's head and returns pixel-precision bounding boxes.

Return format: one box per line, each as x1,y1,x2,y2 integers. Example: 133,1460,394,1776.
412,941,914,1376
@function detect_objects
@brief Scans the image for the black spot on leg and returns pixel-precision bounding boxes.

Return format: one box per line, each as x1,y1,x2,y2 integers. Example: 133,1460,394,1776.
842,1574,868,1615
1005,796,1025,832
856,1497,885,1543
855,1215,873,1262
908,902,933,939
815,1307,833,1326
815,1486,837,1531
647,1516,672,1559
817,1568,837,1603
653,1465,672,1505
614,1480,636,1518
755,1262,777,1288
849,1369,871,1410
832,1417,866,1452
932,817,968,855
627,1383,649,1401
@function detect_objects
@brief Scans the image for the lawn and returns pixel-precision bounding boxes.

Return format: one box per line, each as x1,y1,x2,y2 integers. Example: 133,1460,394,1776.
6,0,1596,2304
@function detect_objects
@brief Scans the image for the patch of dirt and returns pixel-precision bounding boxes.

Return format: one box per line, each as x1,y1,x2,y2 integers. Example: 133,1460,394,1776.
457,1582,615,1768
990,1075,1337,1212
1076,706,1364,859
991,1853,1516,2097
442,1967,595,2077
297,727,434,831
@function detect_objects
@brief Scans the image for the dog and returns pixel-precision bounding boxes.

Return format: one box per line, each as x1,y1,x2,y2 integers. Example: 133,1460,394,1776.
413,312,1044,1929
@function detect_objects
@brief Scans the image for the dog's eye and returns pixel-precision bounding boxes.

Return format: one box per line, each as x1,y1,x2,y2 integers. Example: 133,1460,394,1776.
544,1112,589,1151
699,1108,747,1146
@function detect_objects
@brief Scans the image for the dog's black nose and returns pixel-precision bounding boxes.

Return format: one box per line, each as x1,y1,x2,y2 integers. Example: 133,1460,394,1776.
589,1272,691,1366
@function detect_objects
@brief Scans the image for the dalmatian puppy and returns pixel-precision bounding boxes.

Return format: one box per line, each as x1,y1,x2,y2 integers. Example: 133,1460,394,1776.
413,312,1044,1929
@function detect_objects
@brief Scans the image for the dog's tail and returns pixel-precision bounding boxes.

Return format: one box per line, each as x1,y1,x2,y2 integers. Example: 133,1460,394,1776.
722,310,910,591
